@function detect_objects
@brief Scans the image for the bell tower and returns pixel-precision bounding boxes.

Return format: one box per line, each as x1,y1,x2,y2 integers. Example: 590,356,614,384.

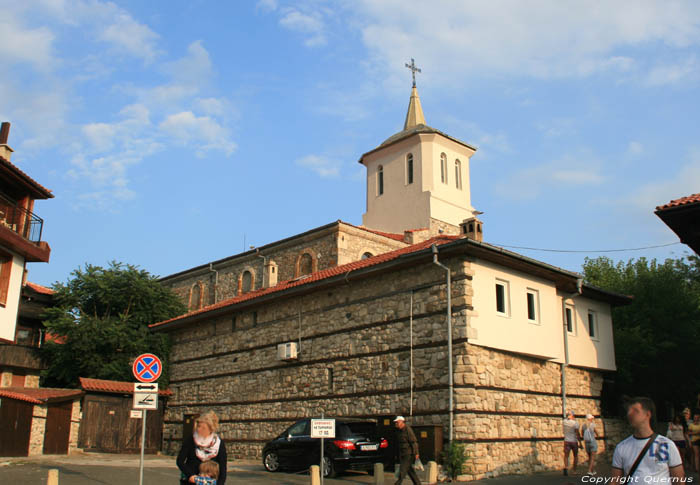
359,61,479,235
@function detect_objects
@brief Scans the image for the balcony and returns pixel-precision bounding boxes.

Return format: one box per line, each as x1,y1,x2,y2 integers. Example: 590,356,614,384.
0,195,43,243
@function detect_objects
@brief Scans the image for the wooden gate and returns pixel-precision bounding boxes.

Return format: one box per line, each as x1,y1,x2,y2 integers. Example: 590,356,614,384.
0,399,33,456
43,401,72,454
78,393,163,453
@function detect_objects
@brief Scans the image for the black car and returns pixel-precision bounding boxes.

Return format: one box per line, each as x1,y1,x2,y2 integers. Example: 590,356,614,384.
262,418,389,477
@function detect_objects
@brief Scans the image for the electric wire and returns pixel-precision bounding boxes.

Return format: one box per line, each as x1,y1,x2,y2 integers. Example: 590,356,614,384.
491,241,681,254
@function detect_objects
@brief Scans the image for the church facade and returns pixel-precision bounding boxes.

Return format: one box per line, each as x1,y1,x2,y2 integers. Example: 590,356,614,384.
154,84,628,479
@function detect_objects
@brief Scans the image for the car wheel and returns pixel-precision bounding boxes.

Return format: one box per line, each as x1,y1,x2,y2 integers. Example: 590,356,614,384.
322,456,336,478
263,451,280,472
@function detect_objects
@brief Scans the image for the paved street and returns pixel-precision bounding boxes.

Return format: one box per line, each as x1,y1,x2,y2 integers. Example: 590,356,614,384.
1,453,697,485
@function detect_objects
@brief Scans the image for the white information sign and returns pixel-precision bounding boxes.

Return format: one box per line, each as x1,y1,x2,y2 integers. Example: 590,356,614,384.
134,382,159,393
130,410,143,419
133,392,158,410
310,419,335,438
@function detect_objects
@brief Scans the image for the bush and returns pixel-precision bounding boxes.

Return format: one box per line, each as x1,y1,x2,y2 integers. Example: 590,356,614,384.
441,441,467,480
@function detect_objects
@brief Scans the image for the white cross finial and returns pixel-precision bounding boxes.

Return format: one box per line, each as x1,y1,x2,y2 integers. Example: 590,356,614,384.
405,58,422,87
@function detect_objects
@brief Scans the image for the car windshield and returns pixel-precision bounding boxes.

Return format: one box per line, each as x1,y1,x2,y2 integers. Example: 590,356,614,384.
337,422,376,439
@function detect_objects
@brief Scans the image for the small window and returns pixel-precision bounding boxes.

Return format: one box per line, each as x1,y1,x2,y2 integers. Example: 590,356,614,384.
231,316,237,332
327,367,334,390
526,289,539,322
189,283,202,311
242,270,253,293
455,159,462,189
299,253,313,276
565,306,575,334
361,252,373,260
377,165,384,195
495,279,510,316
253,311,258,327
587,311,597,338
440,153,447,184
406,153,414,184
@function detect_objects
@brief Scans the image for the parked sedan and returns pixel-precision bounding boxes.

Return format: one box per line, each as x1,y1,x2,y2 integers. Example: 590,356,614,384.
262,418,389,477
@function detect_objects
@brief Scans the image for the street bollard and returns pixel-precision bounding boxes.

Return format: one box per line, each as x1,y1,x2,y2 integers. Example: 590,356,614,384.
373,462,384,484
310,465,321,485
47,469,59,485
426,461,438,484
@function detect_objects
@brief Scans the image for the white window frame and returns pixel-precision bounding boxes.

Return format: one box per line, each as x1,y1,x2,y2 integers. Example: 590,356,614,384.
495,278,510,317
565,304,576,336
440,153,448,184
455,159,462,190
526,288,540,324
587,310,599,340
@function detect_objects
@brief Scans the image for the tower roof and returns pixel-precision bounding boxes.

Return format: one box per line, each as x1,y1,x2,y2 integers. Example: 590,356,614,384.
404,86,426,130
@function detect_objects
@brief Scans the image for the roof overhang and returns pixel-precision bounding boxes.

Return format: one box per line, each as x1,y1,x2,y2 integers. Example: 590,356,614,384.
655,202,700,254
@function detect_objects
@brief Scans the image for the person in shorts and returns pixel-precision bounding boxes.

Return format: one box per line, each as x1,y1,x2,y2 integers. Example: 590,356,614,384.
582,414,599,475
562,410,581,476
667,413,689,470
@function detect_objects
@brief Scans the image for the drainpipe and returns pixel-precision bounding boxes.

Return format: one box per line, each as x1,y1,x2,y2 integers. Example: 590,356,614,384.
208,263,218,304
432,244,453,443
256,248,267,288
562,278,583,417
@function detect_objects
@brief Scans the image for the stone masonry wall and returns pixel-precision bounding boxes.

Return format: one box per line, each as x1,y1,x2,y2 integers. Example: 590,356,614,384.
162,256,472,461
336,225,406,265
28,403,47,455
69,399,81,451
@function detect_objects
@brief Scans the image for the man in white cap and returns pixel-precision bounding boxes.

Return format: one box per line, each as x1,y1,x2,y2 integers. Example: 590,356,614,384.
393,416,421,485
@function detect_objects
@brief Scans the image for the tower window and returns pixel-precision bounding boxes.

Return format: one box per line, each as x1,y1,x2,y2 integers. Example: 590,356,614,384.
455,159,462,189
378,165,384,195
406,153,413,185
361,252,373,260
440,153,447,184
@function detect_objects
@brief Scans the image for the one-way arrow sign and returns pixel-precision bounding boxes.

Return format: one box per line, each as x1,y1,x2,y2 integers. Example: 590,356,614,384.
134,383,159,393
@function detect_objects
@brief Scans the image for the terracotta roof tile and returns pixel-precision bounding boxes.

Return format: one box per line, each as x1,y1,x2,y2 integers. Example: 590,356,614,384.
656,193,700,211
0,387,82,404
151,235,458,329
79,377,173,396
25,281,54,295
0,155,53,199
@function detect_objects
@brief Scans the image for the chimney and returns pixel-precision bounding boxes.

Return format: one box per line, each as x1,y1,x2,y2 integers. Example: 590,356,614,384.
460,217,484,242
0,122,14,161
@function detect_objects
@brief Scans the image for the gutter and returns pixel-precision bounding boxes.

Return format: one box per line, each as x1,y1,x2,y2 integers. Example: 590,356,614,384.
561,278,583,417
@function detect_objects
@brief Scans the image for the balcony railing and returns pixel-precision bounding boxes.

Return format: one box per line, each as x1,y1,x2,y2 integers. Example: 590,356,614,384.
0,195,44,243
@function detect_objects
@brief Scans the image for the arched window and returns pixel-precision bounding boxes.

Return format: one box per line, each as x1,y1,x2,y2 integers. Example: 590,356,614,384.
455,159,462,189
361,252,373,260
406,153,413,185
242,270,253,293
299,253,313,276
440,153,447,184
189,282,202,311
377,165,384,195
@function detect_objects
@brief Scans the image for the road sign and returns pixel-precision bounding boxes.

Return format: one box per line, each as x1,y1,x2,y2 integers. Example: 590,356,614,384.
133,392,158,410
134,383,159,393
310,419,335,438
130,410,143,419
132,353,162,383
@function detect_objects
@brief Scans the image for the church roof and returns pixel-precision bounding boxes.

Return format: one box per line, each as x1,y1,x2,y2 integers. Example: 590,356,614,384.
404,85,426,130
656,193,700,211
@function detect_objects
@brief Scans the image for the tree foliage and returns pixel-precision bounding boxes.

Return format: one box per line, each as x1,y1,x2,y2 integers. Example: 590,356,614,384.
40,262,186,388
583,255,700,415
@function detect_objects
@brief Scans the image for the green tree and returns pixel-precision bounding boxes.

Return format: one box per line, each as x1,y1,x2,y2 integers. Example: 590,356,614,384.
583,255,700,415
40,262,186,388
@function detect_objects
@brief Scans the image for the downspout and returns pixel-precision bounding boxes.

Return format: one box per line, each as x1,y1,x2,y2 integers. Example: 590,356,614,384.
432,244,453,443
208,263,219,304
562,278,583,417
410,290,414,417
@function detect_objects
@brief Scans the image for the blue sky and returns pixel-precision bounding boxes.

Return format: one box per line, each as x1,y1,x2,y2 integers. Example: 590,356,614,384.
2,0,699,286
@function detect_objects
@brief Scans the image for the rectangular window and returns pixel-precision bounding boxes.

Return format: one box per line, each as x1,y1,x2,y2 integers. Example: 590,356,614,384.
587,311,597,338
407,155,414,184
526,289,539,322
231,316,237,332
565,306,575,334
252,311,258,327
495,279,509,316
327,367,334,390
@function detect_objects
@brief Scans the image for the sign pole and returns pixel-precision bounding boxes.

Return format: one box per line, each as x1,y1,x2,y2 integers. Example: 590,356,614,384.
320,412,324,485
139,409,147,485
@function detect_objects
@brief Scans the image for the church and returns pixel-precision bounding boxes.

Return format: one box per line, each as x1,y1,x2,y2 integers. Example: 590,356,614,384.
152,71,629,479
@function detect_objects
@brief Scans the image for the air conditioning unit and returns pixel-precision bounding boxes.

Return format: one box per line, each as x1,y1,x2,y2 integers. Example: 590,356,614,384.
277,342,298,361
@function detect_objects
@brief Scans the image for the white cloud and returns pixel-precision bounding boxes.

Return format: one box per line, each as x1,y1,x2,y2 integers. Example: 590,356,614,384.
350,1,700,82
296,154,341,178
645,56,700,86
0,19,55,70
162,40,212,86
159,111,236,157
97,11,160,62
256,0,278,12
496,152,606,200
627,141,644,157
275,7,326,47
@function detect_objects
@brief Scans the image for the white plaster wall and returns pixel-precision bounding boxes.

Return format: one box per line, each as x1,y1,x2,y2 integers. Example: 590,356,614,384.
470,259,562,361
362,133,476,234
470,259,616,370
0,248,25,341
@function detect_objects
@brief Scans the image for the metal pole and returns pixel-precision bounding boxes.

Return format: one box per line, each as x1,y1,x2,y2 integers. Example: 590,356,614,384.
139,409,147,485
320,411,324,485
432,245,453,442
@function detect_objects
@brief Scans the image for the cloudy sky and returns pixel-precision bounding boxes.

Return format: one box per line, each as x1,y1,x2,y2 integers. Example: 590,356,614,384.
2,0,699,286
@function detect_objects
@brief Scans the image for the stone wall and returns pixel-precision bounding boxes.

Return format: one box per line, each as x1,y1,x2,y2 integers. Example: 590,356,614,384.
162,256,471,460
69,399,81,451
336,225,406,265
28,403,47,455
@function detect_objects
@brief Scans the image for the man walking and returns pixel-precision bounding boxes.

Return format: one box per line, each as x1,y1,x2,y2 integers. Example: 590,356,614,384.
611,397,684,482
394,416,421,485
562,410,581,475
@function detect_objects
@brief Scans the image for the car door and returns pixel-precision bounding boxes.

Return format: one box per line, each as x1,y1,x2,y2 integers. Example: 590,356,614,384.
276,420,311,469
